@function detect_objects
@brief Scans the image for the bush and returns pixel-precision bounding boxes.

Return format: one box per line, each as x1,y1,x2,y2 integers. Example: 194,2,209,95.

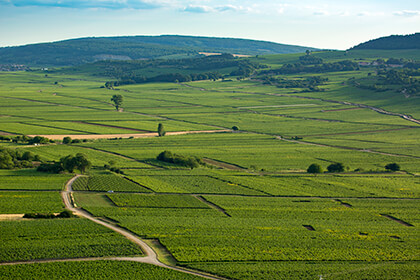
327,162,345,173
56,210,75,218
23,210,75,219
307,163,323,174
232,126,239,131
63,137,72,144
37,162,63,173
157,150,203,169
385,163,400,172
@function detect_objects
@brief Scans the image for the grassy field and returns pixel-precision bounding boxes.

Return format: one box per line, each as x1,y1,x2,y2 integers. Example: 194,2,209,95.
0,49,419,279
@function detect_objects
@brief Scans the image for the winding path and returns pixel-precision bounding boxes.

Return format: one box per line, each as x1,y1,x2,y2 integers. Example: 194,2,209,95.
60,175,224,280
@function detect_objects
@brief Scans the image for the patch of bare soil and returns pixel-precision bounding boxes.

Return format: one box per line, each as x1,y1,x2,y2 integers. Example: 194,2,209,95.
0,214,24,221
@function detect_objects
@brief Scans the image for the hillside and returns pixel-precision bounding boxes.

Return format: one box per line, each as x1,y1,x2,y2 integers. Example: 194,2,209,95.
350,33,420,50
0,35,317,67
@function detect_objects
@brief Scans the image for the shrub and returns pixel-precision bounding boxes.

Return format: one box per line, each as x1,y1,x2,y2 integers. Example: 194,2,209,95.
307,163,323,174
327,162,345,173
385,163,400,172
157,151,203,169
63,137,72,144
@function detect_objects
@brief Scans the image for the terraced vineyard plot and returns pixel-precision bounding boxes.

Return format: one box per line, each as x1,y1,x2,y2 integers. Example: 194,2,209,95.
83,133,420,173
223,174,419,198
188,261,420,280
107,193,210,209
27,144,151,168
0,219,143,262
72,175,152,193
0,122,82,135
306,128,420,157
130,175,265,195
0,170,71,191
169,112,404,137
0,260,203,280
77,195,418,279
26,121,143,134
0,191,64,214
90,120,220,132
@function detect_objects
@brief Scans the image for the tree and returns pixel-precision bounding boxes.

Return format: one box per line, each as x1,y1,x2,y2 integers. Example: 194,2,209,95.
60,155,76,173
63,136,72,144
385,163,400,172
74,153,91,174
307,163,323,174
232,126,239,131
157,123,166,136
327,162,345,173
111,94,123,111
60,153,91,174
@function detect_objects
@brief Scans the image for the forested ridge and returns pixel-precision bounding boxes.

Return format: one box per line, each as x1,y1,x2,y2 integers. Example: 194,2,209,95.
0,35,316,66
351,33,420,50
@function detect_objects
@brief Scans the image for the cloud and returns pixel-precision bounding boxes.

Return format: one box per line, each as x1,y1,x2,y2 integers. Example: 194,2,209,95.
183,4,213,13
393,10,420,17
183,3,250,14
0,0,164,9
313,10,329,16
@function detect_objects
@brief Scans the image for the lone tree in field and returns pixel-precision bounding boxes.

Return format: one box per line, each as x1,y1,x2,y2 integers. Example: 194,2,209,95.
307,163,323,174
327,162,345,173
111,94,123,111
385,163,400,172
158,123,166,137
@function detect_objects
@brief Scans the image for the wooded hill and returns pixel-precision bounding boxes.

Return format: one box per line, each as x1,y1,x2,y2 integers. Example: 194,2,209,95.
350,33,420,50
0,35,317,67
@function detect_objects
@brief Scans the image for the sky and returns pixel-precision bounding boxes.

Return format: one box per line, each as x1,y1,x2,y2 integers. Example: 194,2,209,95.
0,0,419,50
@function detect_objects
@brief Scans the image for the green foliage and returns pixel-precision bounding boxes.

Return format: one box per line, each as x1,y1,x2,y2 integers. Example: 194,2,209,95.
351,33,420,50
28,136,51,145
298,54,323,65
157,123,166,137
307,163,323,174
0,146,42,169
111,94,123,111
60,153,91,174
262,60,359,75
23,210,75,219
385,163,400,171
0,35,317,66
0,261,203,280
0,219,143,262
72,175,151,193
157,151,204,169
107,193,209,209
327,162,345,173
62,136,72,144
0,191,64,214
